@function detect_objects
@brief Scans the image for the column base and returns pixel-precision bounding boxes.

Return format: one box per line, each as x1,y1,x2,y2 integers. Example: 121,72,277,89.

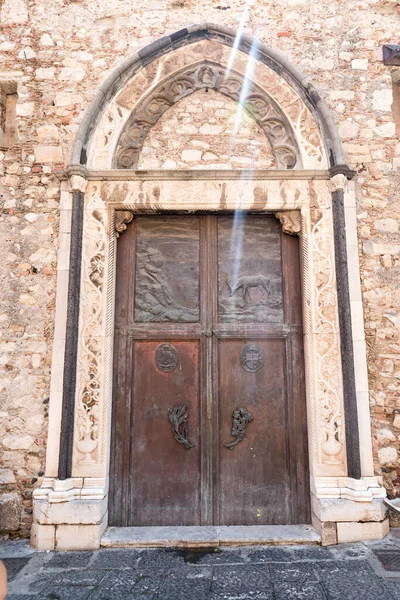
311,475,388,545
32,477,108,551
31,476,389,550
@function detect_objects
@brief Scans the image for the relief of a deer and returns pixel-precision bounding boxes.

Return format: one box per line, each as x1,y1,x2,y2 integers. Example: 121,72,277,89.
226,274,271,301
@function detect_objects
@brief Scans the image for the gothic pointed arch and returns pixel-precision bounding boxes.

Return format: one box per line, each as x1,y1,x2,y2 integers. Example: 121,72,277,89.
70,23,347,171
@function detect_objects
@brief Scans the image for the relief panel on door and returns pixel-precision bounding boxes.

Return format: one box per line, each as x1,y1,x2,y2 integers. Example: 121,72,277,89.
218,216,283,323
218,338,291,525
131,340,201,526
135,216,200,322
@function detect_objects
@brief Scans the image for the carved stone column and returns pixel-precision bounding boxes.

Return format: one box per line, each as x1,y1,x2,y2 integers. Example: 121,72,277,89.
328,169,361,480
58,170,88,480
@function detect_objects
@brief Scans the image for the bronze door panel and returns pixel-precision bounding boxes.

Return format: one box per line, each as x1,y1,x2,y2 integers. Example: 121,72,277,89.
135,216,200,323
217,215,283,323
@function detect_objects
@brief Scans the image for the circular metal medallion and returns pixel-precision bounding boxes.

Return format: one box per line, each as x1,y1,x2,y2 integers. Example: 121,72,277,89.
155,343,177,373
240,343,264,373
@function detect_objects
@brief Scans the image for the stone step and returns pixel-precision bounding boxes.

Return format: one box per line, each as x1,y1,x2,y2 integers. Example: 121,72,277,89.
101,525,321,548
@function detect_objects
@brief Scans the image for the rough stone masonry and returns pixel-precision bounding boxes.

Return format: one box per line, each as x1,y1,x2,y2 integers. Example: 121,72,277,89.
0,0,399,538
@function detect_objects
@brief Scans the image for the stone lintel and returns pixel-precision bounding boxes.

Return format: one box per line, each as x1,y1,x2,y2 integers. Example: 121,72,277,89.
88,168,331,181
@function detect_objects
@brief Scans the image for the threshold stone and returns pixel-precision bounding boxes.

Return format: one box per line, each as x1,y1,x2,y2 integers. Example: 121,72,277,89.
101,525,321,548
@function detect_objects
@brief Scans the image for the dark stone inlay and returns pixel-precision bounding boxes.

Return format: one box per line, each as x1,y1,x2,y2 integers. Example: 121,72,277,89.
331,186,361,479
170,28,189,42
58,189,84,480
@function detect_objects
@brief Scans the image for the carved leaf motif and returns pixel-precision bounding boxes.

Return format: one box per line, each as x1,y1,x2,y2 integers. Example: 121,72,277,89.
115,210,134,238
275,210,301,236
76,210,106,464
168,404,195,450
311,209,344,464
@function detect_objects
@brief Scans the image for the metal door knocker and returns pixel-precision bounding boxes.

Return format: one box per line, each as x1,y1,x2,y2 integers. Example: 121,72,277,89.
224,406,254,449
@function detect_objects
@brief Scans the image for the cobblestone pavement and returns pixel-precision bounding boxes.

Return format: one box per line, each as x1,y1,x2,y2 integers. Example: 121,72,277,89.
3,536,400,599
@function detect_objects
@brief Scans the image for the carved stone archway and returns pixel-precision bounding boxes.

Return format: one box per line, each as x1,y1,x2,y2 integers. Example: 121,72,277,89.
31,24,388,552
114,61,301,170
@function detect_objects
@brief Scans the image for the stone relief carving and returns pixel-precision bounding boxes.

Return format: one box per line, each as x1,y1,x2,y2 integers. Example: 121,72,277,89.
311,206,344,465
115,210,134,237
328,174,347,193
275,210,301,235
114,61,301,170
75,209,105,464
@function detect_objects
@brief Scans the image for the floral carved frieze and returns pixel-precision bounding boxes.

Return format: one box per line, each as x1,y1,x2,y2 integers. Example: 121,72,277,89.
312,207,345,467
74,209,106,465
72,179,346,477
114,61,301,170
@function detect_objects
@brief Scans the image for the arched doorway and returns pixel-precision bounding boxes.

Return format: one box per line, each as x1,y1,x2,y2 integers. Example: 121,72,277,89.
32,24,387,550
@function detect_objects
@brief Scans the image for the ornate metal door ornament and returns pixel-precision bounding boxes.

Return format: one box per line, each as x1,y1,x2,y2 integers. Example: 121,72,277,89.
155,343,177,372
224,407,254,449
240,343,264,372
168,404,195,450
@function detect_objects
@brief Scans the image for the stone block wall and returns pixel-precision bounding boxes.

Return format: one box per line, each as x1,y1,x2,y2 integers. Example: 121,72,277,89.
0,0,399,537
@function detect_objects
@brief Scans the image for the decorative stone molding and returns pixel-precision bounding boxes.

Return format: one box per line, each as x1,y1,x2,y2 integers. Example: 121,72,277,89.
78,169,332,182
115,210,134,237
73,209,106,468
311,203,346,468
275,210,301,235
64,177,349,479
69,175,88,194
114,61,301,170
33,477,106,503
86,39,328,170
65,165,89,192
328,174,347,193
313,476,386,502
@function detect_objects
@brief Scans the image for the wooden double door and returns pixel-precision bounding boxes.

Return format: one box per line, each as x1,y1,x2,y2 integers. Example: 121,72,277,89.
110,213,310,526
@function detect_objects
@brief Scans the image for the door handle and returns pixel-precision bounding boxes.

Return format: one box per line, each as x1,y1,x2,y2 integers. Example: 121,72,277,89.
168,404,195,450
224,406,254,449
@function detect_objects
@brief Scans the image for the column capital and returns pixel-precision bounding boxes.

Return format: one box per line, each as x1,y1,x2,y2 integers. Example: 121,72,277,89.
66,165,89,193
328,173,347,193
